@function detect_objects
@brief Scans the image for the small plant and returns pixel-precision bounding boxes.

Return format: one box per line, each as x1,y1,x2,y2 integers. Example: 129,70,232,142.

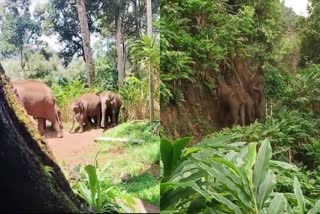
73,159,135,213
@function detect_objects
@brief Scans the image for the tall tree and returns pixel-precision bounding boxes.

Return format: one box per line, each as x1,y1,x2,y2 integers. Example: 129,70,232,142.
0,63,82,212
47,0,100,66
76,0,95,86
146,0,154,123
0,0,41,76
115,0,125,85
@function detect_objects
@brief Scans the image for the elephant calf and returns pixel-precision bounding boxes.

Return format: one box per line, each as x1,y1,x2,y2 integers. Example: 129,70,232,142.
69,93,101,133
99,91,122,128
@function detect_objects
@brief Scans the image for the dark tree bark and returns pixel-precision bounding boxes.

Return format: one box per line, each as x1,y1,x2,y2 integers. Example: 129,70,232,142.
76,0,95,86
0,63,82,212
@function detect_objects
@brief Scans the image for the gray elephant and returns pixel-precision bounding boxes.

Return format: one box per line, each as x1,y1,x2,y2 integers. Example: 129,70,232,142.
69,93,101,133
12,79,63,138
99,91,122,128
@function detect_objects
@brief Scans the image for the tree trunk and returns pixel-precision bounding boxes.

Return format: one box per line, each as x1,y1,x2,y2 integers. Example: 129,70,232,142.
76,0,95,86
19,46,25,79
0,63,82,212
116,2,125,86
147,0,154,124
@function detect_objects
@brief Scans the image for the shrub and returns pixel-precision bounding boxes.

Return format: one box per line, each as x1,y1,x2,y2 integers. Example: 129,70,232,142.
160,137,320,213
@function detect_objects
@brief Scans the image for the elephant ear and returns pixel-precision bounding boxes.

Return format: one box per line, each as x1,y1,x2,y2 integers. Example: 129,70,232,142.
79,102,85,112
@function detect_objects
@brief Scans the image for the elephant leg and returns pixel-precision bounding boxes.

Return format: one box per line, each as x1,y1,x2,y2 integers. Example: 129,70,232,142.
37,117,45,136
96,112,101,129
48,116,63,138
69,112,76,133
231,107,239,126
240,104,245,126
79,117,85,133
115,109,120,125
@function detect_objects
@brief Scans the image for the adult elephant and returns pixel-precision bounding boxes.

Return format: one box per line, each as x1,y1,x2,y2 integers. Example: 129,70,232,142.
69,93,101,133
215,82,245,126
245,66,266,120
99,91,122,128
12,79,63,138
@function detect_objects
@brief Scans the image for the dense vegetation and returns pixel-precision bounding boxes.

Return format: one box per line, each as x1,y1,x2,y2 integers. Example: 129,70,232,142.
160,0,320,213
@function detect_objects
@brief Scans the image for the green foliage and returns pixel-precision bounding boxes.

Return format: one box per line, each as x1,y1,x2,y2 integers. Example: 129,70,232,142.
98,121,160,205
117,174,160,206
160,137,320,213
208,108,319,165
119,76,151,120
47,0,100,65
298,0,320,66
94,56,118,91
74,163,134,213
282,64,320,114
0,0,42,59
160,0,286,104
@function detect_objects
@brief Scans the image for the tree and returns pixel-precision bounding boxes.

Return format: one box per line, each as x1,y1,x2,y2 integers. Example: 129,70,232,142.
298,0,320,67
147,0,154,123
76,0,95,86
0,62,82,212
115,0,125,85
0,0,41,76
47,0,100,66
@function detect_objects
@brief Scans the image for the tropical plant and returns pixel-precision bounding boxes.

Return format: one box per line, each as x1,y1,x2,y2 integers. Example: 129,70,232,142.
160,136,320,213
73,160,135,213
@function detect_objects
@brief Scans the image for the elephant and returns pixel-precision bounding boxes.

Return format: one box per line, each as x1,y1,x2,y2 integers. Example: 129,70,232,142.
11,79,63,138
231,84,255,124
245,66,266,120
99,91,122,128
37,104,63,130
69,93,101,133
215,82,245,126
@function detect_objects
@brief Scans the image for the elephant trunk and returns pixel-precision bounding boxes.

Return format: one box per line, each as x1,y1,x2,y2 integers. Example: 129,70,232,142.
101,101,107,128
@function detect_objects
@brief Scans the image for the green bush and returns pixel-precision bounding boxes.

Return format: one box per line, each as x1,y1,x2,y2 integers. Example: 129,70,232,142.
160,137,320,213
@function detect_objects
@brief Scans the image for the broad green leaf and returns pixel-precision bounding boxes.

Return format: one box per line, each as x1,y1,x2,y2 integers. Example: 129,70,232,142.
84,164,99,207
172,137,193,166
294,177,305,214
199,134,243,148
257,170,276,210
196,161,252,209
307,200,320,214
244,142,257,186
270,160,298,171
254,139,272,195
160,138,173,177
186,196,207,214
210,193,243,214
267,193,287,214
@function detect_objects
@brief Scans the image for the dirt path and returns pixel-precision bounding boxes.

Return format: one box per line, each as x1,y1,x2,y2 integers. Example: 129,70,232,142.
46,129,103,167
45,128,160,213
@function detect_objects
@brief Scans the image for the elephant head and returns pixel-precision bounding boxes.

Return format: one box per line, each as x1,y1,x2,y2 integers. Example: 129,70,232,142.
71,100,85,114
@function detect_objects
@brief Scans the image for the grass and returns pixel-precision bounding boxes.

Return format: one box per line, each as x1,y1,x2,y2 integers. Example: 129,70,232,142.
117,174,160,206
95,120,160,206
